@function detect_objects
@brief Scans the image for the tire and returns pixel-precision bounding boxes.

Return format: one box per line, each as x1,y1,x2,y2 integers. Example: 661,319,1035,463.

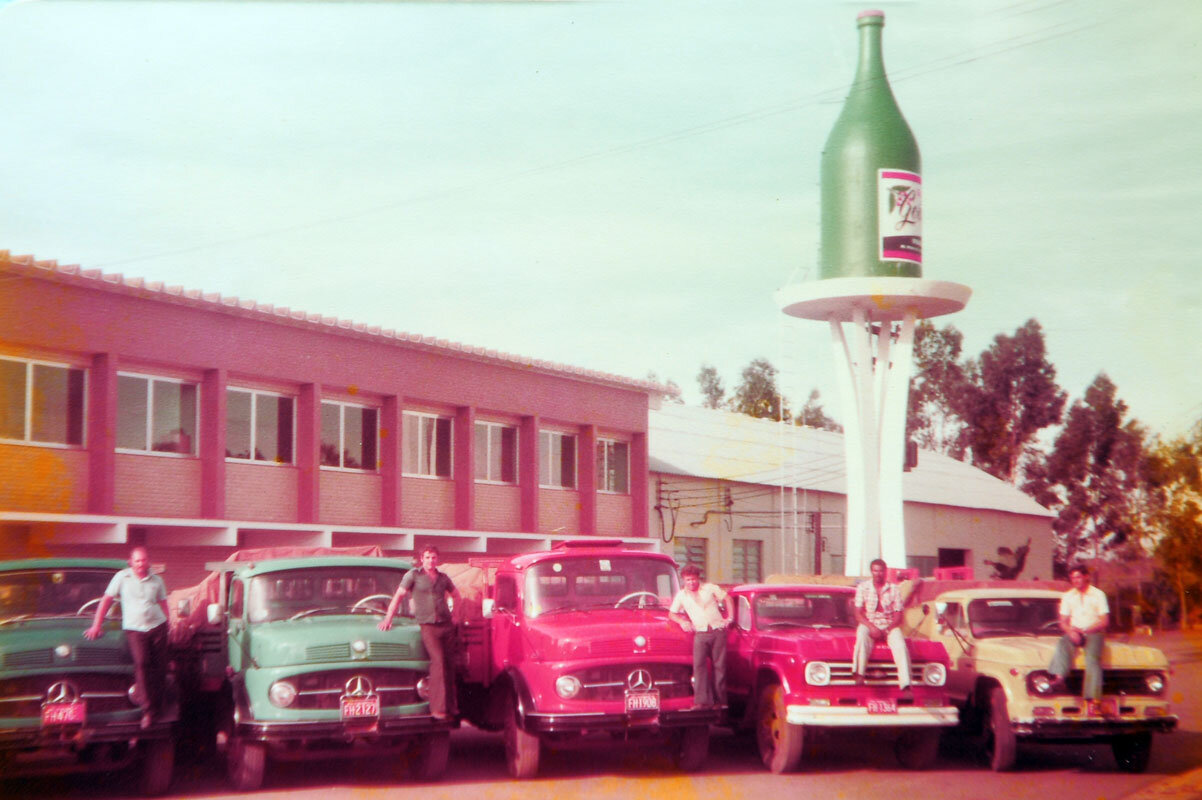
894,728,940,770
755,683,804,774
503,690,540,779
227,738,266,791
1112,732,1153,773
674,724,709,772
984,686,1017,772
138,739,175,796
409,731,451,781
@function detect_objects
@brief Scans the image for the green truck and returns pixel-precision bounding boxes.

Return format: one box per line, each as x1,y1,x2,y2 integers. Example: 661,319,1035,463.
0,558,176,795
173,554,451,790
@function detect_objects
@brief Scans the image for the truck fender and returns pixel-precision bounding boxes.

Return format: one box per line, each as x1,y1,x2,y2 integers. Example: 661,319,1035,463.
494,668,537,728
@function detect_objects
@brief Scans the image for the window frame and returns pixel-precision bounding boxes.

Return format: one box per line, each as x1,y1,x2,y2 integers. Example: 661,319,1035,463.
401,411,453,479
225,387,296,466
595,438,630,494
732,539,763,584
673,536,708,580
0,356,87,449
538,429,577,489
474,420,518,484
115,371,199,457
320,400,379,472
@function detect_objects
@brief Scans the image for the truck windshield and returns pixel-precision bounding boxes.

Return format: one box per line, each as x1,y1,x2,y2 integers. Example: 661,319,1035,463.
754,591,856,629
523,557,679,618
0,569,118,623
247,567,407,623
967,597,1061,638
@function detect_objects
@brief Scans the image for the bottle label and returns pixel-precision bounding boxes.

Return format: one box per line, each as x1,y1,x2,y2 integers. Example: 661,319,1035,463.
878,170,922,264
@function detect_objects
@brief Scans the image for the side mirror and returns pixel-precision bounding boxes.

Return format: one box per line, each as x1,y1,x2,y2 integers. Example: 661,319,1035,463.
206,603,224,626
482,598,495,619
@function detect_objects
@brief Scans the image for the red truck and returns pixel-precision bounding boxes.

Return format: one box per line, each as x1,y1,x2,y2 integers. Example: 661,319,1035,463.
724,583,957,772
455,540,719,778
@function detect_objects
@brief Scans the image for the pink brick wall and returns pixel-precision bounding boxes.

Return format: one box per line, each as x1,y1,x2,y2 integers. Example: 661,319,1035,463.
0,445,88,513
114,453,202,517
319,471,382,526
225,462,298,522
597,492,633,536
539,488,581,534
474,482,521,531
401,478,455,528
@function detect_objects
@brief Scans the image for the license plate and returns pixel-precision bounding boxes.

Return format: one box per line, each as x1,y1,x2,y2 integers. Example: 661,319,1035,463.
42,702,86,726
340,695,380,719
625,690,660,713
867,698,898,714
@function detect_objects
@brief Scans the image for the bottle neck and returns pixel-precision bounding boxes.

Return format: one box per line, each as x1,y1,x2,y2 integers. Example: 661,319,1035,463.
853,18,887,89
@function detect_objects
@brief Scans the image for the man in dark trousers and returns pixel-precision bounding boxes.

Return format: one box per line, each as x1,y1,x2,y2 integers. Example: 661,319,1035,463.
84,546,169,729
379,545,462,719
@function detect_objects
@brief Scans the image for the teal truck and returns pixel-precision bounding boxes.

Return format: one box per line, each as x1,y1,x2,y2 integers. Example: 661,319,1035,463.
0,558,176,795
173,554,450,790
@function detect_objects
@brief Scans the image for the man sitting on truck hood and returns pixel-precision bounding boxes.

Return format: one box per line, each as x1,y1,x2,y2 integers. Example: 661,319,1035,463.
852,558,912,693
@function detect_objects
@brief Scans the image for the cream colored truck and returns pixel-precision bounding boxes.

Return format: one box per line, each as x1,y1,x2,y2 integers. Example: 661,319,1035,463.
908,586,1176,773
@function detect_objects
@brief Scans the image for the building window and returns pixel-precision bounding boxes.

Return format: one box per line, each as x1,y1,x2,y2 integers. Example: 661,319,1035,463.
538,430,576,488
321,401,378,470
117,374,198,455
0,357,85,446
674,537,707,580
732,540,763,584
402,412,452,477
907,555,938,578
475,421,517,483
596,439,629,493
226,389,294,464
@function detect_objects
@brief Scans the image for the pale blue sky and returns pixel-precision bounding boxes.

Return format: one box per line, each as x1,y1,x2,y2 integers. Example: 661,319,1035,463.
2,0,1199,436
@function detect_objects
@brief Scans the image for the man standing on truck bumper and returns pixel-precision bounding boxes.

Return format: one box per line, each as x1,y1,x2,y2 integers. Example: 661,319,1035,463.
669,565,732,710
852,558,912,692
1048,564,1110,715
84,546,170,729
379,545,462,720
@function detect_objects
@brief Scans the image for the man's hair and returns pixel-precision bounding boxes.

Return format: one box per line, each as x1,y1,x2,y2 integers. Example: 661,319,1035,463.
421,545,441,558
869,558,887,570
681,565,701,579
1068,564,1089,577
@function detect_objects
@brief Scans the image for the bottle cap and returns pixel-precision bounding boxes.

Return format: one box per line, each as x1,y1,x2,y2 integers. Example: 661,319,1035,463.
857,9,885,22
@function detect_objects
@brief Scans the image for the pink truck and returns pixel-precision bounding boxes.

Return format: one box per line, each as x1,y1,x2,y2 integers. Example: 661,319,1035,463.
455,540,720,778
724,582,957,772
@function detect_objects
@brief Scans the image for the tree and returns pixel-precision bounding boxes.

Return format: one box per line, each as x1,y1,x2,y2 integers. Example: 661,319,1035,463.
1145,424,1202,629
906,320,970,458
696,364,726,410
731,358,790,421
646,371,684,404
795,389,842,432
1023,374,1149,571
960,319,1066,484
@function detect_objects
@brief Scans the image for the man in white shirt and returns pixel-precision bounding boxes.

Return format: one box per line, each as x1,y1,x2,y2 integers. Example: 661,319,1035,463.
669,565,732,709
852,558,912,691
1048,564,1110,714
84,546,170,729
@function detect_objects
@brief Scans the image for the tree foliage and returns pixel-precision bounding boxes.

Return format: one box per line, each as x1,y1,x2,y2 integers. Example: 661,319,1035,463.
795,389,842,432
907,320,969,458
1023,373,1149,571
731,358,790,421
696,364,726,410
1144,424,1202,628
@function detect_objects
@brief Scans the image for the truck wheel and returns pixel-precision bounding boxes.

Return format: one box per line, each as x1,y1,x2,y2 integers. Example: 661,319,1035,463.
138,739,174,796
674,724,709,772
894,729,940,770
409,731,451,781
756,683,804,773
503,691,540,779
227,739,266,791
1112,732,1152,773
984,686,1017,771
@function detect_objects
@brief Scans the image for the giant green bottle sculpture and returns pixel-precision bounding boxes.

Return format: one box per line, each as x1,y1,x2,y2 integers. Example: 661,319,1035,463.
819,10,921,279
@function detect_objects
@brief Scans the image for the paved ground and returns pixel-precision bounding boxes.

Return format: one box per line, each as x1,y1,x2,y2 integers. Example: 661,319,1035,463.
6,631,1200,800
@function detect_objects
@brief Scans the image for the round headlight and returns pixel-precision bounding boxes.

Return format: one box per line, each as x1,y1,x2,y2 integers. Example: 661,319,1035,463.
922,663,946,687
1145,672,1165,694
416,676,430,700
1029,672,1053,695
804,661,831,686
555,675,582,699
268,680,297,708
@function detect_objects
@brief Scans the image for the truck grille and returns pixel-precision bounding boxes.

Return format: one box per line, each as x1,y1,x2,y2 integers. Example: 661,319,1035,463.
74,646,126,666
4,649,52,669
0,674,136,717
576,663,693,701
1061,670,1161,696
285,668,425,710
827,661,934,685
304,642,414,663
589,638,690,658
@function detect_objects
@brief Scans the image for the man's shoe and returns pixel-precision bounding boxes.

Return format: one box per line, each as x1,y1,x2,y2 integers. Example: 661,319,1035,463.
140,712,153,730
852,673,866,685
431,712,449,720
1086,700,1102,717
1048,675,1067,692
898,685,912,698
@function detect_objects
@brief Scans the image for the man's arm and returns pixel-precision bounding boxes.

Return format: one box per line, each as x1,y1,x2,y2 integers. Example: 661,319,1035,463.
448,586,463,623
378,585,410,631
668,592,693,632
1082,613,1109,635
84,595,116,640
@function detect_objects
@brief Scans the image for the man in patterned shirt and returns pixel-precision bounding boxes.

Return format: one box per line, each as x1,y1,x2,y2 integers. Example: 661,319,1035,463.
852,558,912,692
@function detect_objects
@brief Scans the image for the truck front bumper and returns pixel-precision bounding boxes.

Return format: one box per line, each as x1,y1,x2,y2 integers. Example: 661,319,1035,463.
785,704,959,727
1014,715,1178,739
0,718,174,749
525,705,722,734
236,713,454,743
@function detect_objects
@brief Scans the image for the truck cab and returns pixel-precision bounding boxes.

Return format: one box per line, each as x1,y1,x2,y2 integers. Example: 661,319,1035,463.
0,558,176,795
725,583,957,773
178,554,450,790
457,540,718,778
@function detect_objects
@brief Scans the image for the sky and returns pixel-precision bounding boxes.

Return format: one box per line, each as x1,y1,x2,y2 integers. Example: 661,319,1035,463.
1,0,1199,438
